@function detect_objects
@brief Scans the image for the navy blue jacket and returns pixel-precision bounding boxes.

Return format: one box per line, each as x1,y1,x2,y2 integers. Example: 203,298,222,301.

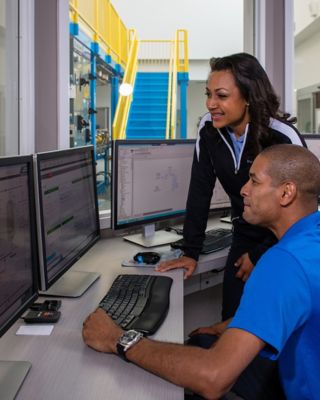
183,113,306,262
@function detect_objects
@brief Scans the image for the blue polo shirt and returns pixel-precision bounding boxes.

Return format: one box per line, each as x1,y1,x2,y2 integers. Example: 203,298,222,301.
229,211,320,399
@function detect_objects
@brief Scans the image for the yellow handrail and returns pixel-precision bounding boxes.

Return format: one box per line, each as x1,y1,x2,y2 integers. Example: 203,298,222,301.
166,30,186,139
177,29,189,72
112,29,139,139
165,44,174,139
170,32,178,139
69,0,129,68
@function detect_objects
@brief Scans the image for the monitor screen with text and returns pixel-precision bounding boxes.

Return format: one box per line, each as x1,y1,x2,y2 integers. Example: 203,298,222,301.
35,146,100,291
0,156,38,337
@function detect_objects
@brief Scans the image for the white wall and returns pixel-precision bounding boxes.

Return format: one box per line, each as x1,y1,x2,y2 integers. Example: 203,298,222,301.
111,0,243,60
187,80,209,138
295,29,320,90
294,0,320,33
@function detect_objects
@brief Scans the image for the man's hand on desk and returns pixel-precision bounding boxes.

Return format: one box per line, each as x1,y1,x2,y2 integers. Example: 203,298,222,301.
155,256,197,279
82,308,123,353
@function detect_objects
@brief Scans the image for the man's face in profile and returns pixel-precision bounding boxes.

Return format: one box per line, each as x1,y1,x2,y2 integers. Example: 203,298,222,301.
241,155,281,228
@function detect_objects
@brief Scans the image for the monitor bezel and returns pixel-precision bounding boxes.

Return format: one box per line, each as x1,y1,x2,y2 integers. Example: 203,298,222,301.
35,146,100,292
0,155,39,337
208,178,232,214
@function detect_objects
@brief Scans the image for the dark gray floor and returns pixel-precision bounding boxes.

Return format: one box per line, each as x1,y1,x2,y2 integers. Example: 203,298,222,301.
183,283,222,341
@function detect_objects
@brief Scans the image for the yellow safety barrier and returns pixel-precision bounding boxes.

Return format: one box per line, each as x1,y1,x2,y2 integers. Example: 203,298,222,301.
69,0,128,67
112,30,139,139
169,31,178,139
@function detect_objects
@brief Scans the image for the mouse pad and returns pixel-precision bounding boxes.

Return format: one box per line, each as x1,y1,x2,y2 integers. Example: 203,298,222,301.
121,249,183,268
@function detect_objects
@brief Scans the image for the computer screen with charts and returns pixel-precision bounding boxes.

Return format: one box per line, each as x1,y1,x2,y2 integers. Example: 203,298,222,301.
35,146,100,297
0,155,39,398
112,139,230,247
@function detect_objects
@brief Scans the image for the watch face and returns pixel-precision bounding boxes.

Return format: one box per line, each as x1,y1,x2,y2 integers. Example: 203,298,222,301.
121,330,140,345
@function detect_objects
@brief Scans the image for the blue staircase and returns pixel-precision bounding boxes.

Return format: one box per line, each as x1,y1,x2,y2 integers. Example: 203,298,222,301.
126,72,169,139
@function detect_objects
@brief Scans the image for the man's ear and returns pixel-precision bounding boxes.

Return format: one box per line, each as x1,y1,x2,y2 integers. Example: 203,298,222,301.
279,182,297,206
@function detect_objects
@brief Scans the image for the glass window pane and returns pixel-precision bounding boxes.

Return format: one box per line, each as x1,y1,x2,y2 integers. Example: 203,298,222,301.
69,38,111,213
294,0,320,134
0,0,19,155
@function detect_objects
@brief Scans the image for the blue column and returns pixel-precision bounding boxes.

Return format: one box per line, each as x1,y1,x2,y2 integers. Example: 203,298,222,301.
178,72,189,139
69,22,79,37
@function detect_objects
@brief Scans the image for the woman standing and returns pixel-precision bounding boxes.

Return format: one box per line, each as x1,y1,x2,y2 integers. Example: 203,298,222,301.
157,53,306,321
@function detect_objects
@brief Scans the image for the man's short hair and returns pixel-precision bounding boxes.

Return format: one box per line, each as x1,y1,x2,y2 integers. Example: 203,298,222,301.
260,144,320,200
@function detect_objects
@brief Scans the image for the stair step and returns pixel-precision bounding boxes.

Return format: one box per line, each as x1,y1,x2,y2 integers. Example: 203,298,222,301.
136,72,168,79
133,97,167,104
127,72,170,139
134,84,168,91
132,108,167,115
129,114,167,124
127,126,166,132
129,120,166,128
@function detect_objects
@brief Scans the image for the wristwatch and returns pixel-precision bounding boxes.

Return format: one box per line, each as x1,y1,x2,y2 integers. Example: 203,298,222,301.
117,330,143,362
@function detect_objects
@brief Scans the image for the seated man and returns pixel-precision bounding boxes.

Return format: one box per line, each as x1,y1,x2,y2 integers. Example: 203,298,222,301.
82,144,320,400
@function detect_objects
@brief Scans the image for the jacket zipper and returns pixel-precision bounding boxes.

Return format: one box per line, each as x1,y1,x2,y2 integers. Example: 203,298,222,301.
217,126,248,174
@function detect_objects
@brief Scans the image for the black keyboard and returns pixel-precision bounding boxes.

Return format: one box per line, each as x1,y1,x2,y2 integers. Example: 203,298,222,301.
170,228,232,254
99,274,172,335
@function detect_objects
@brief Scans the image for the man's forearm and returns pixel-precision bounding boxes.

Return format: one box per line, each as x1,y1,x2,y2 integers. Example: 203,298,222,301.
82,310,264,399
125,337,231,399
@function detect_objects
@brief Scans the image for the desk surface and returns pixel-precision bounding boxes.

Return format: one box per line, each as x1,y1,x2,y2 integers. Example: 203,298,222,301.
0,224,228,400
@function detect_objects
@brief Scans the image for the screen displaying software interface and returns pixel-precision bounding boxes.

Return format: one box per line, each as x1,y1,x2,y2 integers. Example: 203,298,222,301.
115,141,230,228
210,178,231,210
0,161,36,335
37,149,99,286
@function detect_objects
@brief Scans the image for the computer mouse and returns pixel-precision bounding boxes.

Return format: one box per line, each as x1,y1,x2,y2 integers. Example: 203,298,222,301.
133,252,161,265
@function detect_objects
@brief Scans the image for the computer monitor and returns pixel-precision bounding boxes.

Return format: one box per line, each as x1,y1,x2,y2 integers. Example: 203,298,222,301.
35,146,100,297
0,155,39,399
210,178,231,212
112,139,195,246
112,139,230,247
304,134,320,160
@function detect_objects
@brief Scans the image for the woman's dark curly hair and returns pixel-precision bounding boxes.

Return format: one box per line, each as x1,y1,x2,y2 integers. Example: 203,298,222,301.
210,53,296,157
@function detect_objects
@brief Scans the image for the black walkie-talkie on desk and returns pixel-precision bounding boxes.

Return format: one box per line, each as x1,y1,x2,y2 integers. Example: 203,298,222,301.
23,300,62,323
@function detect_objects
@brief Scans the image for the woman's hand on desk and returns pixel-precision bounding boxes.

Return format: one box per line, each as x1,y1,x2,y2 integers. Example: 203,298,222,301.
234,252,254,282
82,308,123,353
155,256,197,279
188,319,231,338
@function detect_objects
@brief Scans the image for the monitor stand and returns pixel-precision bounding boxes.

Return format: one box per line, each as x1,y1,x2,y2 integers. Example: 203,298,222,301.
40,270,100,298
123,224,181,248
0,360,31,400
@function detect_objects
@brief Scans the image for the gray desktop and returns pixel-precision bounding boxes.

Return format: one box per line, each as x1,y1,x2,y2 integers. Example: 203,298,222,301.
0,141,231,399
